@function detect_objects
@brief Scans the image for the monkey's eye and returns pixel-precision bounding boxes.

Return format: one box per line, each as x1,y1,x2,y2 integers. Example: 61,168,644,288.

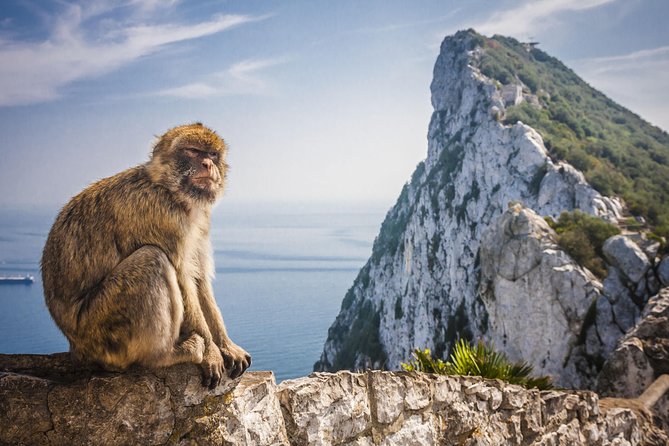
184,147,200,157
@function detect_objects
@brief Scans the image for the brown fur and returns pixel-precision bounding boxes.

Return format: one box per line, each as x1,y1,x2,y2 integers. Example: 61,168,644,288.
42,123,250,387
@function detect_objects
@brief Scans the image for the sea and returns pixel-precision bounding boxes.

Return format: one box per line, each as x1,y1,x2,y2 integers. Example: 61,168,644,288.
0,202,387,382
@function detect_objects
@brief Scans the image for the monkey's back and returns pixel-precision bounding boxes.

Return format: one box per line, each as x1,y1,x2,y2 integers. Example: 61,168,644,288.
42,165,187,335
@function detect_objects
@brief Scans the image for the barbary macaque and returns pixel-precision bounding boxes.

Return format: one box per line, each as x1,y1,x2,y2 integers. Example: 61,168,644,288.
42,123,250,387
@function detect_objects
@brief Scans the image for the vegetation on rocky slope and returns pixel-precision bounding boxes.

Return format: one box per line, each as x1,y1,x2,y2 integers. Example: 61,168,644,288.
546,210,621,278
314,294,387,371
402,339,553,390
470,31,669,238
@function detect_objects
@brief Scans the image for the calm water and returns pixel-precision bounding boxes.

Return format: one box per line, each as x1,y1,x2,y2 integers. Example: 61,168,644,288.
0,202,386,382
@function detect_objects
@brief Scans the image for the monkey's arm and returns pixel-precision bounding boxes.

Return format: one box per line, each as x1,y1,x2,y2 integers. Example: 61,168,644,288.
197,278,251,379
179,277,226,388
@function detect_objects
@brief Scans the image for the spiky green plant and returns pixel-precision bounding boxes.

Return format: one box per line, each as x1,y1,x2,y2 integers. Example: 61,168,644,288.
400,348,449,374
401,339,553,390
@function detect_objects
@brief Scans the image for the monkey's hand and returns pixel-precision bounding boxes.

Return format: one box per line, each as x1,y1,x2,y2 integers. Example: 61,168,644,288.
200,342,225,389
220,341,251,379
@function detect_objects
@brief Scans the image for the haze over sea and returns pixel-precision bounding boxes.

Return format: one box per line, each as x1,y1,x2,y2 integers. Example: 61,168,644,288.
0,202,386,382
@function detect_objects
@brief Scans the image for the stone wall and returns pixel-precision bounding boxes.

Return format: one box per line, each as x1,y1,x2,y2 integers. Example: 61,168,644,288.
1,354,666,445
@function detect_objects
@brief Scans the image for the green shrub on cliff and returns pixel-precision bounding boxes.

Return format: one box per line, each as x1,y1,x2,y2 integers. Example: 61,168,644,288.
401,339,553,390
545,210,620,278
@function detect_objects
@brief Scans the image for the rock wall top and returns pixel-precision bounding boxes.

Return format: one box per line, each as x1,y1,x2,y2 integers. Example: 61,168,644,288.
0,353,288,445
1,354,667,445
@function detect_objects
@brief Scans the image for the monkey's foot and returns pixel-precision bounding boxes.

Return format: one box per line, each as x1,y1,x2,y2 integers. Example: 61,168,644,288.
221,342,251,379
200,344,224,389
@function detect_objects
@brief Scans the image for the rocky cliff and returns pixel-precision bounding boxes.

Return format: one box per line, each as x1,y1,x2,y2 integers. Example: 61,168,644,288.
315,29,668,392
315,30,620,375
1,354,667,445
597,288,669,433
479,204,605,388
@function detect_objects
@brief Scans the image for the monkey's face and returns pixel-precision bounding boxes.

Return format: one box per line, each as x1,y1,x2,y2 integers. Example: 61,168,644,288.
150,123,228,205
175,145,223,202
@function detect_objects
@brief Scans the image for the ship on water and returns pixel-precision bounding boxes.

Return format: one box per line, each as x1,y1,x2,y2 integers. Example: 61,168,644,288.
0,274,34,284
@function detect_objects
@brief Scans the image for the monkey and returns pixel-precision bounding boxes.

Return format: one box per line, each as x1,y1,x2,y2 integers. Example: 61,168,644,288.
41,123,251,388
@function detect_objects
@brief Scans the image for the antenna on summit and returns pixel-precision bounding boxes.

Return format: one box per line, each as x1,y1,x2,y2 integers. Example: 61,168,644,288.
523,36,539,51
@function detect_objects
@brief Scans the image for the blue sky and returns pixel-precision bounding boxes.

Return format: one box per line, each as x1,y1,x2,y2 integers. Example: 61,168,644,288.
0,0,667,208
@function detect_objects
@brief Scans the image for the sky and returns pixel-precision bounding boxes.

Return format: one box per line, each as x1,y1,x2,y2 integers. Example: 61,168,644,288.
0,0,667,210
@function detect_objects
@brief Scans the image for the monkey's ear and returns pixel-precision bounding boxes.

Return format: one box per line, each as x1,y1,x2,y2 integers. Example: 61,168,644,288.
151,134,171,158
193,122,204,127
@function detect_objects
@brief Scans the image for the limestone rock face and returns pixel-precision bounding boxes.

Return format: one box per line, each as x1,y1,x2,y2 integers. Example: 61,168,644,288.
597,288,669,432
603,236,652,284
581,235,663,371
479,205,603,388
315,29,623,378
658,257,669,287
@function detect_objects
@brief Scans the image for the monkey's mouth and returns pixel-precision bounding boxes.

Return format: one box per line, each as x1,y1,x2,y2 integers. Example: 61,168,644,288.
191,176,217,190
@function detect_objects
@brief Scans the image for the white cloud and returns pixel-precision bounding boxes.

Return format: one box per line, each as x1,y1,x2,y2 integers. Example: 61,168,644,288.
157,83,220,99
571,45,669,130
157,57,287,99
573,45,669,80
0,2,264,106
474,0,616,38
130,0,180,12
353,12,462,35
227,58,284,80
581,45,669,71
